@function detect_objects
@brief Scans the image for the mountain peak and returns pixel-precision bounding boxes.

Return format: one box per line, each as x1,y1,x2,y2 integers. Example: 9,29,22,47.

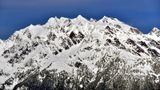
149,27,160,36
77,15,84,18
152,27,159,32
99,16,109,22
47,16,59,25
76,15,87,21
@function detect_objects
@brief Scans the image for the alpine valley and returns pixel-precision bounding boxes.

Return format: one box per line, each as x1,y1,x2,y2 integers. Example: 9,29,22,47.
0,15,160,90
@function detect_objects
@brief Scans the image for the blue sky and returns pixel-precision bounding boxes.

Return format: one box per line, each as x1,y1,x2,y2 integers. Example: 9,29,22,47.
0,0,160,39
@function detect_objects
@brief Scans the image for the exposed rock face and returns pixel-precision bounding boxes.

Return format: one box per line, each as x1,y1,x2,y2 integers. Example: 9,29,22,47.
0,16,160,90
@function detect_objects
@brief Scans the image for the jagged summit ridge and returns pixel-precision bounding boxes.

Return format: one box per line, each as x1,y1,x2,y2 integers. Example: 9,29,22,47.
0,16,160,90
4,15,158,41
8,15,141,41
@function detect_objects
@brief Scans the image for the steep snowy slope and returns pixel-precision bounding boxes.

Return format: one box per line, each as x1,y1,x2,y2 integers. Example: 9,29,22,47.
0,15,160,90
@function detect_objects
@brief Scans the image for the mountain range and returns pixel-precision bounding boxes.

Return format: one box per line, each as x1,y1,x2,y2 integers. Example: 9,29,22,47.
0,15,160,90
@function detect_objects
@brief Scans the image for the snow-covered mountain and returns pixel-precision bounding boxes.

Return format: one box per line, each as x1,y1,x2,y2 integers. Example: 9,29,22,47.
0,15,160,90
